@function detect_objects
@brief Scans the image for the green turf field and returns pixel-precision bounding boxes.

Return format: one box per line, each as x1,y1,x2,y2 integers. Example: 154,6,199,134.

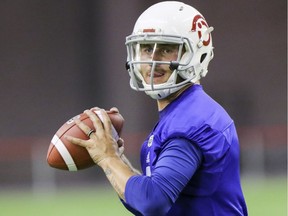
0,177,286,216
241,176,287,216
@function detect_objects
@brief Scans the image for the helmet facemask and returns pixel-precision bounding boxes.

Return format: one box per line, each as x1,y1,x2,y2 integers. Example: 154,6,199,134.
126,34,196,99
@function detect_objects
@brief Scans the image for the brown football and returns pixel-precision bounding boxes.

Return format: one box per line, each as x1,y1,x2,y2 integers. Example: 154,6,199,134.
46,109,124,171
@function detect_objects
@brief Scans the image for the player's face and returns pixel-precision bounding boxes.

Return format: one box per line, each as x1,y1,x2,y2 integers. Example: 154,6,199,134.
138,43,180,85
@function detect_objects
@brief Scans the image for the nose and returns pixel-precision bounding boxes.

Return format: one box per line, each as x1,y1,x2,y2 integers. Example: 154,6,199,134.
151,49,162,61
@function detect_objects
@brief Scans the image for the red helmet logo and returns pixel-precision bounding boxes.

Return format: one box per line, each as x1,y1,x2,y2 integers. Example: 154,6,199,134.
192,15,211,46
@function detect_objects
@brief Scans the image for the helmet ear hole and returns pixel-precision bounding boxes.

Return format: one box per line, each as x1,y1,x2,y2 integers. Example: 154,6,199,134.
125,62,130,70
200,53,207,63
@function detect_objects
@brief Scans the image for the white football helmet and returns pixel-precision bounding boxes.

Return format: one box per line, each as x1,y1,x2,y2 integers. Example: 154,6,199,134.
125,1,214,99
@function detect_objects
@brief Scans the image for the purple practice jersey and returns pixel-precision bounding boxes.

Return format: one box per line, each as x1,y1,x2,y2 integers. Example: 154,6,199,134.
124,85,248,216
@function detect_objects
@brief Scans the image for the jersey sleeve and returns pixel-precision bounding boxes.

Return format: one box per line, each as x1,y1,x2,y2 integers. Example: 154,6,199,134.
124,138,202,216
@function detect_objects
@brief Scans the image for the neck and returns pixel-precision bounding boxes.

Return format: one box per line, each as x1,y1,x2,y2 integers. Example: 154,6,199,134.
157,84,193,111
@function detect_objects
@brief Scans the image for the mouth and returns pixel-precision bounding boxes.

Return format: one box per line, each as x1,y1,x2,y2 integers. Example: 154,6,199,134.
148,71,165,78
145,71,166,85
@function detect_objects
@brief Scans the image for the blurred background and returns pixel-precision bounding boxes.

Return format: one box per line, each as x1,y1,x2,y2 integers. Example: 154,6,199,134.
0,0,286,215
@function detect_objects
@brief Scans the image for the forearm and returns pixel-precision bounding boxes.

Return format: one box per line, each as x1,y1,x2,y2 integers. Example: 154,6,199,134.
98,156,137,201
121,154,141,175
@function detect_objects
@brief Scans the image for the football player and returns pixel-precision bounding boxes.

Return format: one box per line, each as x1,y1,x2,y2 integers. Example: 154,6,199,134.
67,1,248,215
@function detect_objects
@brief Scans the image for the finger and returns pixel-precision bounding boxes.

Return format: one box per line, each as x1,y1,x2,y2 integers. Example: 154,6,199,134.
109,107,119,113
74,117,94,136
65,135,90,148
84,109,104,133
118,146,124,156
91,107,100,112
117,137,124,148
98,109,112,135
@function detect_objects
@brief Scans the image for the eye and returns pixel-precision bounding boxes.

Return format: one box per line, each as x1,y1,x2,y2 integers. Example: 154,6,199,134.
141,45,153,54
161,47,174,54
159,45,179,56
